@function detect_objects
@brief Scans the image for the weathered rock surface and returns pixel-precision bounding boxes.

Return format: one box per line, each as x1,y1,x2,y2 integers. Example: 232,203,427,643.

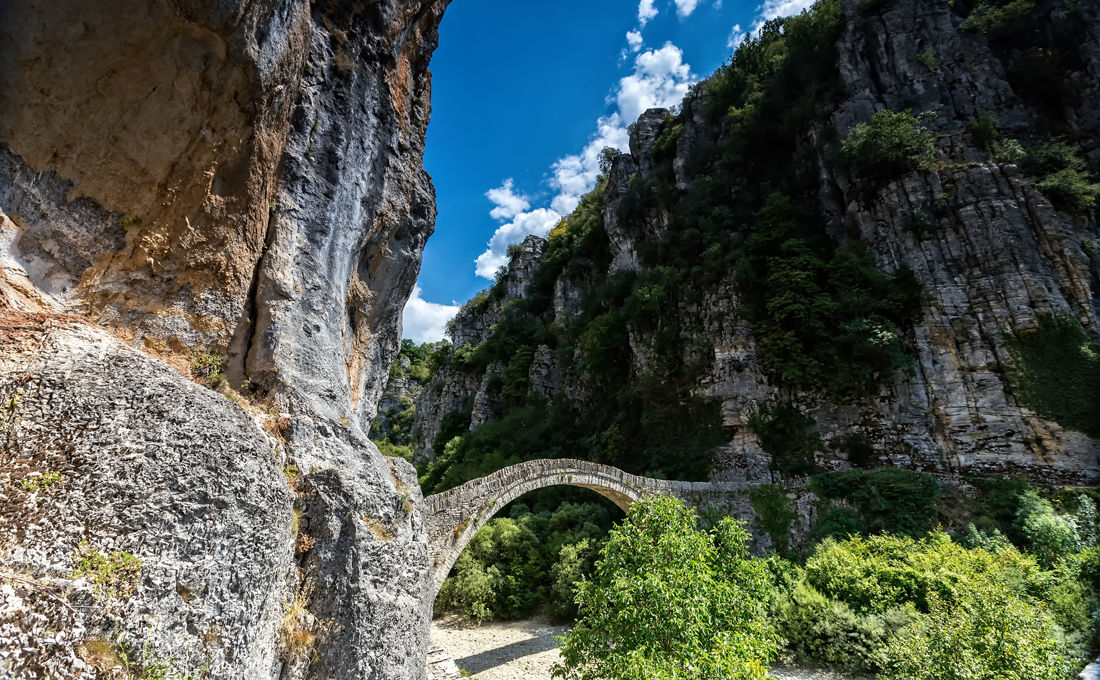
0,0,450,677
0,313,293,679
0,0,447,430
414,236,548,462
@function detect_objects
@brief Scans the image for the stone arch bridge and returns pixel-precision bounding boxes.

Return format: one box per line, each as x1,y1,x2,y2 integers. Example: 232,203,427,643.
423,458,760,594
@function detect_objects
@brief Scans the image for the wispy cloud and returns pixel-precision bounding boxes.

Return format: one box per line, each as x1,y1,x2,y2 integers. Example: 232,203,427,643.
638,0,658,26
474,208,562,278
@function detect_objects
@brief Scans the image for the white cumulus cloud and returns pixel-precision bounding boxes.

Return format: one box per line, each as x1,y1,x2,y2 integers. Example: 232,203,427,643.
727,23,747,48
757,0,816,23
673,0,701,17
626,30,644,52
402,286,460,344
471,43,695,280
551,113,630,215
474,208,562,279
638,0,658,26
485,178,530,220
615,42,694,124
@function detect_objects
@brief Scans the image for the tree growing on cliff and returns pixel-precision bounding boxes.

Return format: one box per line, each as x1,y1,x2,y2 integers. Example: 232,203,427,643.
552,496,777,680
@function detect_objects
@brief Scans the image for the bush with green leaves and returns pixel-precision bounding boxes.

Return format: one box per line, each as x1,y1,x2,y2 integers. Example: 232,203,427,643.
736,195,923,396
553,496,777,680
810,468,941,538
775,580,912,672
1007,315,1100,437
435,498,616,622
882,580,1077,680
840,109,936,180
1022,142,1099,214
750,484,797,552
747,404,822,477
1015,490,1083,568
802,532,1043,616
961,0,1037,36
774,529,1097,672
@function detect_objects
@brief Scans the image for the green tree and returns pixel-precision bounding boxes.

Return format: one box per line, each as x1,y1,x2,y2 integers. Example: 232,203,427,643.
841,109,936,180
553,496,777,680
883,581,1077,680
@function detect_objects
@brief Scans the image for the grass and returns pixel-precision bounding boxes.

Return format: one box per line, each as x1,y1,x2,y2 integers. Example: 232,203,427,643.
190,352,227,390
18,471,62,492
282,586,317,662
70,541,142,602
364,517,396,541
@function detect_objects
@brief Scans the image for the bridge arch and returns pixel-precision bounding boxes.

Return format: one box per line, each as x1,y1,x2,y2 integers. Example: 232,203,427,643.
423,459,669,594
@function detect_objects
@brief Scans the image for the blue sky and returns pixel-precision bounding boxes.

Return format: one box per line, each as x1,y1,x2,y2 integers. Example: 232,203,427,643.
402,0,816,343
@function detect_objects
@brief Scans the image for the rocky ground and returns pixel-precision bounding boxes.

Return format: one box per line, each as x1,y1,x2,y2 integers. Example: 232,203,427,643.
429,616,873,680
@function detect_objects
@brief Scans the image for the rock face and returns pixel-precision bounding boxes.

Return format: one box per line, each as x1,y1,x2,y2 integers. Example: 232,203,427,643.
412,0,1100,487
414,236,548,462
0,313,294,679
0,0,446,429
0,0,449,678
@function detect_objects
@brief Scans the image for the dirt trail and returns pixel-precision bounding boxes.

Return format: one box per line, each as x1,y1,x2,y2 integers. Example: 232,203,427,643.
431,616,567,680
430,617,872,680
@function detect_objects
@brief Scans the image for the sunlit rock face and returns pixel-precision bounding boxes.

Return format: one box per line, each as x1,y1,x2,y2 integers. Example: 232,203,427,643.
412,0,1100,485
0,0,450,678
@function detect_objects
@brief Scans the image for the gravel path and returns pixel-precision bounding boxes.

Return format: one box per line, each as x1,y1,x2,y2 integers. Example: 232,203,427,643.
431,616,567,680
430,617,871,680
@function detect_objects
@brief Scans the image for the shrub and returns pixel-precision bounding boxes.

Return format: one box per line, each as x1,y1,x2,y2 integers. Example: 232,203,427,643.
776,581,911,672
915,50,937,72
71,542,142,602
1021,142,1099,214
961,0,1037,36
191,351,227,389
436,553,497,623
882,581,1077,680
18,471,63,491
1038,168,1100,214
835,433,875,467
554,496,777,680
804,533,1044,620
1006,315,1100,437
993,138,1026,164
967,112,999,150
750,484,797,552
1015,490,1082,568
841,109,936,180
435,499,617,622
810,468,941,538
747,403,822,477
548,539,598,620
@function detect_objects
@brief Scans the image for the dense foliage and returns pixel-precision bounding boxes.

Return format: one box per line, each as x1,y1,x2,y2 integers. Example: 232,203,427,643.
369,339,443,461
436,496,617,621
553,488,1098,678
840,109,937,180
810,468,942,539
774,531,1090,676
1007,315,1100,438
553,496,778,680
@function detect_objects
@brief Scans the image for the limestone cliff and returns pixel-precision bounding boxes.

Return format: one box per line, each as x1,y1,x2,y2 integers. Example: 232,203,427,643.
413,0,1100,488
0,0,449,678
